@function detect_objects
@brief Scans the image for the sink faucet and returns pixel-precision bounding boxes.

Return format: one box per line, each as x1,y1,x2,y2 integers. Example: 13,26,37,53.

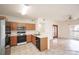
35,31,40,35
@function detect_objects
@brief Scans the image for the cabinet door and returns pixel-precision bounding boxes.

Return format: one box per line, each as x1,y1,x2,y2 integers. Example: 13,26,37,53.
6,22,11,27
0,16,6,20
11,22,17,30
6,22,11,34
10,36,17,46
36,37,40,50
40,37,48,51
25,23,30,30
26,35,32,43
31,35,36,45
25,23,35,30
31,24,35,30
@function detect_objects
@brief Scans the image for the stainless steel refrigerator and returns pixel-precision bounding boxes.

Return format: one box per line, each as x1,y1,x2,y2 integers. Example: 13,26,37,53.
0,20,5,55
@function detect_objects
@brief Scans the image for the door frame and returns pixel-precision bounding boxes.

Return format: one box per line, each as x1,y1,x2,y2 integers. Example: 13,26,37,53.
53,25,58,38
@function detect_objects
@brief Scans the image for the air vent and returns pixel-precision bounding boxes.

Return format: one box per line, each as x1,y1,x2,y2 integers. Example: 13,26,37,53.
24,4,29,6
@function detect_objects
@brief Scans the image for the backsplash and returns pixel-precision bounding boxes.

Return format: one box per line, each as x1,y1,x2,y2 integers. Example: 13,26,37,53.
11,31,17,36
25,30,35,35
11,30,35,36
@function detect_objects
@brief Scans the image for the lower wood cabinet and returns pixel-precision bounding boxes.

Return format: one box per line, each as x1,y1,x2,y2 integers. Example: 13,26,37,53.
40,37,48,51
36,37,48,51
26,35,36,45
10,36,17,46
31,35,36,45
26,35,32,43
10,35,48,51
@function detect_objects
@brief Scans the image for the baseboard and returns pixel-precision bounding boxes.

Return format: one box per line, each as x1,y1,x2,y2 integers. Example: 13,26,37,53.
58,37,79,41
58,37,69,39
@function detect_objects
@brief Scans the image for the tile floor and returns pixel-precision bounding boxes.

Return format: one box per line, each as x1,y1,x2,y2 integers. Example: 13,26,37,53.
11,39,79,55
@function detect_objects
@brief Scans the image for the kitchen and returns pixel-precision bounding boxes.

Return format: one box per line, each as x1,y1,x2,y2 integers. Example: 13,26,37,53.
0,15,48,55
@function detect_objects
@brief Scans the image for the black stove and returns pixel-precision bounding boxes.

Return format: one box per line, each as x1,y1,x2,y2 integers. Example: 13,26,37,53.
17,26,26,43
17,33,26,43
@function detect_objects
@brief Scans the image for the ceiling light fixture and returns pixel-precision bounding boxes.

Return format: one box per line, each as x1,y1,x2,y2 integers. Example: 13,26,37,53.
21,4,30,15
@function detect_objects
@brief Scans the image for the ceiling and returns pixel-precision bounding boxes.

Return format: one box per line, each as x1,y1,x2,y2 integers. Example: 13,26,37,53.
0,4,79,21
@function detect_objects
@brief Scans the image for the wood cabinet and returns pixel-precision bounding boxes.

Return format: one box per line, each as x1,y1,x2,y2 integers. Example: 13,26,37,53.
6,22,11,34
11,22,17,30
26,35,32,43
25,23,35,30
31,35,36,45
10,23,35,30
40,37,48,51
10,36,17,46
6,22,11,29
31,24,35,30
0,16,7,20
6,22,11,27
36,37,48,51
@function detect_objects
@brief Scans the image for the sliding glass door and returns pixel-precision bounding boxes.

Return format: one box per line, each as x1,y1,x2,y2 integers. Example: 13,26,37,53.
70,25,79,40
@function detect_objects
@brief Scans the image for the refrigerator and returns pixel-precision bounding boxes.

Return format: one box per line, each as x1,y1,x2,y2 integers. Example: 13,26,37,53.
0,20,5,55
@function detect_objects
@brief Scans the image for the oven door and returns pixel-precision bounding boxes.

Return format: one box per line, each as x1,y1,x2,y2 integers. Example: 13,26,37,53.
17,35,26,43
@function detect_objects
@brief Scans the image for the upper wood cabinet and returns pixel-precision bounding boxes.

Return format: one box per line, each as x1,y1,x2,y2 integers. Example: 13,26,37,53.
11,22,17,30
6,22,11,28
25,23,35,30
0,16,7,20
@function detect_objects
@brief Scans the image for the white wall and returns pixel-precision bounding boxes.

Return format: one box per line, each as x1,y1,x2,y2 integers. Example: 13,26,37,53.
57,22,70,39
56,19,79,39
44,19,53,40
7,16,36,24
36,18,55,49
36,18,54,40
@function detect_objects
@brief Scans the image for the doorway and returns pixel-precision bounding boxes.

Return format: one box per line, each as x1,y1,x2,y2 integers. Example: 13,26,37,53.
53,25,58,38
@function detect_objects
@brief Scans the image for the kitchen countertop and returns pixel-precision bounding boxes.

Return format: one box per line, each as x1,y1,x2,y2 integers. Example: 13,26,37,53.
8,33,48,38
10,34,26,36
8,33,33,36
33,34,47,38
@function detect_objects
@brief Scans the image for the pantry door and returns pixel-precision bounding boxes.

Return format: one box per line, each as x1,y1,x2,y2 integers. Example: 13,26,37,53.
53,25,58,38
